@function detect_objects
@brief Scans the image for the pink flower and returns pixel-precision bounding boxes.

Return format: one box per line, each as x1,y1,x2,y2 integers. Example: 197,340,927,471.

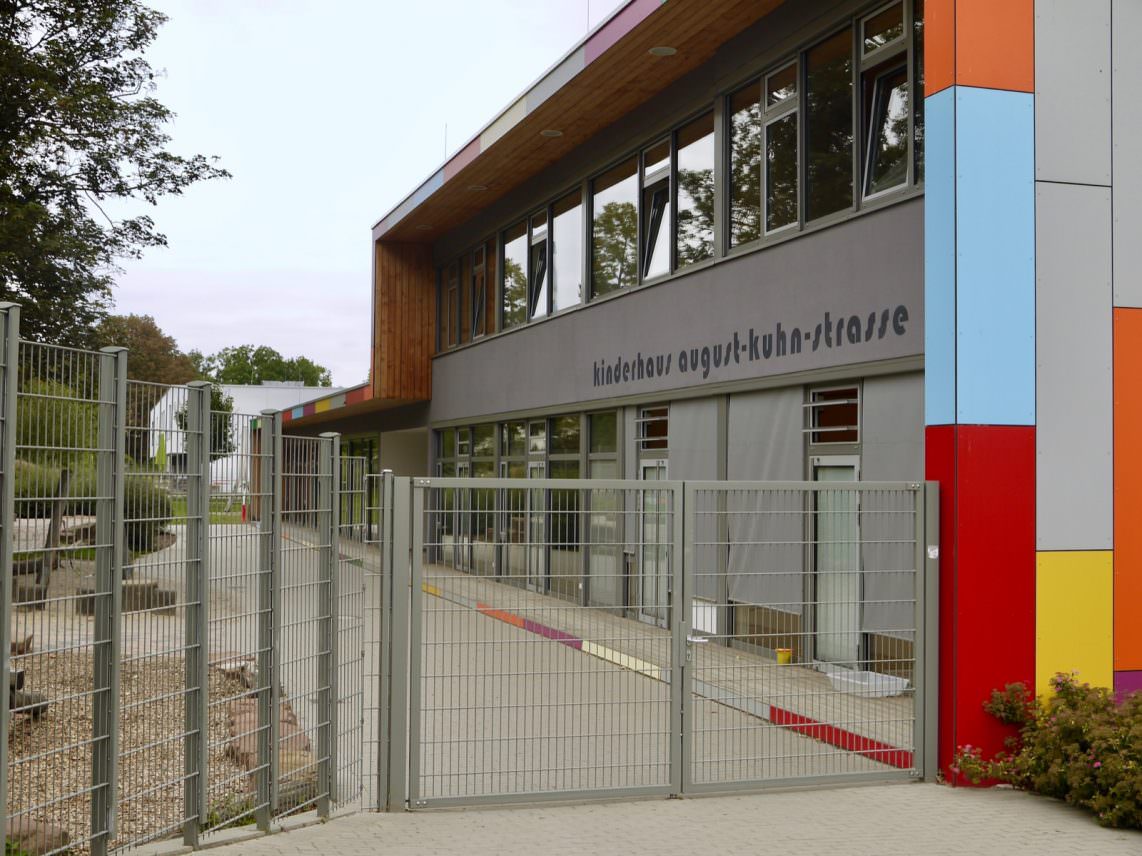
1093,761,1102,769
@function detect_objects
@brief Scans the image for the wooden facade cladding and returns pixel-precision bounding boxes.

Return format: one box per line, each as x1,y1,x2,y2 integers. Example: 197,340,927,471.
373,241,435,401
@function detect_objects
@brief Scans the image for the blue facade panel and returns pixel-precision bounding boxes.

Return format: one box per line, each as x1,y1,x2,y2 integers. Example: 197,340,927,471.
954,87,1036,426
924,88,956,427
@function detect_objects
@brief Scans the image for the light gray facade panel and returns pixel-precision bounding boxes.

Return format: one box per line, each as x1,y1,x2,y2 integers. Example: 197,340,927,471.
725,386,804,607
1036,182,1113,550
1113,0,1142,306
1034,0,1111,186
430,199,923,423
860,373,924,481
526,47,585,113
667,398,720,481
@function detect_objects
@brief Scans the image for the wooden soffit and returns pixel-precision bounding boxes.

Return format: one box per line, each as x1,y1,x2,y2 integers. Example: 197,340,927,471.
374,0,785,243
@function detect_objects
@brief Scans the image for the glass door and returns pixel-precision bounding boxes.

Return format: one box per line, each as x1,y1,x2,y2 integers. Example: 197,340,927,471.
638,460,669,625
813,458,861,666
527,460,547,592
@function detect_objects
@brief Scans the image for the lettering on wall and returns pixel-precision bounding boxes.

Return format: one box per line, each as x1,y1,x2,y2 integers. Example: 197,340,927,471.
591,305,910,388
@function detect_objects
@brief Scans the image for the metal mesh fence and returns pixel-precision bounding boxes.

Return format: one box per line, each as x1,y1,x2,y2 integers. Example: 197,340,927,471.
7,340,121,855
410,478,679,806
361,473,388,812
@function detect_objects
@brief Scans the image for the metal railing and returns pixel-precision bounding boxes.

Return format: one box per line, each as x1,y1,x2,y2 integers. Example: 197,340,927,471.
1,300,939,851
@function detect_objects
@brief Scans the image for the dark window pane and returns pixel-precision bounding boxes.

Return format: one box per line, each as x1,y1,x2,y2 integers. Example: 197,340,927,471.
472,424,495,458
863,3,904,54
914,0,924,182
766,113,798,231
528,421,546,454
459,255,471,345
549,415,581,455
729,83,762,247
529,211,548,319
552,191,582,311
502,421,526,457
639,406,668,451
591,157,638,296
589,412,617,454
502,221,527,329
440,428,455,459
675,113,715,268
642,183,670,279
443,263,459,348
864,65,909,196
811,387,859,443
471,247,487,338
806,28,853,221
766,64,797,107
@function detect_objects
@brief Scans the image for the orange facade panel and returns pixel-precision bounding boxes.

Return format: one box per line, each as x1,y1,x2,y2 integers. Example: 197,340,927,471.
1114,308,1142,670
926,0,1034,96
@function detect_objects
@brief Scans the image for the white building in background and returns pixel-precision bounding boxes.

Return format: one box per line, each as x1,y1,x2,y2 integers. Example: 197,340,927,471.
149,381,344,493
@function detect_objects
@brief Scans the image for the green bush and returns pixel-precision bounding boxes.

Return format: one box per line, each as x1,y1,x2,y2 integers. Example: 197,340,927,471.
954,674,1142,829
124,474,172,553
13,459,172,555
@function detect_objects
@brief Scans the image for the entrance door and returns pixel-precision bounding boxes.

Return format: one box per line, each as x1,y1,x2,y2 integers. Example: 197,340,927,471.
638,460,669,625
813,458,861,666
527,461,547,592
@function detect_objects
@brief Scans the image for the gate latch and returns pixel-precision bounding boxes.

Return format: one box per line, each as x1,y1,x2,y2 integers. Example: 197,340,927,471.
685,635,707,663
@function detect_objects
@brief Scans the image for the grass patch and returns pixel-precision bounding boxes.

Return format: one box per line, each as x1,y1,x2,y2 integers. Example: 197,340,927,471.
169,495,245,525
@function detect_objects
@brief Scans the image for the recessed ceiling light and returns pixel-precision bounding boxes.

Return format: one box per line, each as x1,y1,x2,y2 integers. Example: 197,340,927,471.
540,129,564,138
649,46,677,56
467,184,488,191
414,224,431,231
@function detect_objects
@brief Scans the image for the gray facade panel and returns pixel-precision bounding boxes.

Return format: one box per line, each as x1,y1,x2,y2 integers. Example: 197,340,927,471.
860,373,924,481
1113,0,1142,306
668,398,720,481
725,387,803,608
1036,182,1114,550
1035,0,1111,186
431,199,923,423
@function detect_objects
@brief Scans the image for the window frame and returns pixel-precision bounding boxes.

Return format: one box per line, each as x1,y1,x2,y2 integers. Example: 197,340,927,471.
762,59,800,236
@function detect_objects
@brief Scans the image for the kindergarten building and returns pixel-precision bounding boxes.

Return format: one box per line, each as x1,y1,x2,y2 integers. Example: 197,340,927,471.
284,0,1142,776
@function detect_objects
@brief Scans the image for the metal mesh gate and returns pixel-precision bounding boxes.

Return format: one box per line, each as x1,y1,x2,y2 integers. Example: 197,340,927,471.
397,476,937,808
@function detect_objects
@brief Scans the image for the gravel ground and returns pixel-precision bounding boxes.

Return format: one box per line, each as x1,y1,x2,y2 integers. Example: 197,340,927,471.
6,650,248,853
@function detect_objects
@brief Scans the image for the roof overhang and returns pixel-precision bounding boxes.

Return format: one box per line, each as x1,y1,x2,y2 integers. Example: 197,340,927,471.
373,0,786,244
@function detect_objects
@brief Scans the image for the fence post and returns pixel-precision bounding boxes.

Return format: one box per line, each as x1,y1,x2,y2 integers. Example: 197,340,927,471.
672,482,689,797
0,304,20,845
316,432,340,815
385,476,411,811
91,347,126,856
255,410,279,831
183,381,212,844
375,470,394,811
922,481,941,779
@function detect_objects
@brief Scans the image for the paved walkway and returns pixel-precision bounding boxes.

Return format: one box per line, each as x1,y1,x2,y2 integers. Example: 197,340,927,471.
182,784,1138,856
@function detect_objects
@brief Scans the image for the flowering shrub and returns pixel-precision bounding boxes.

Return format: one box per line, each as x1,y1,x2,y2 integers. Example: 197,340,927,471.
953,674,1141,829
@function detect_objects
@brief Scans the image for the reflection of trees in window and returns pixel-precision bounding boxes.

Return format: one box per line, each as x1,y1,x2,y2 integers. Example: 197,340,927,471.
675,113,714,268
805,28,853,220
913,0,924,182
729,85,762,246
591,201,637,295
502,221,527,329
766,114,798,230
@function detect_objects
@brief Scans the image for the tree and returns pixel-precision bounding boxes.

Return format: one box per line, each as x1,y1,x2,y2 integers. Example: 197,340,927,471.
194,345,333,387
97,313,196,385
97,313,195,462
0,0,229,345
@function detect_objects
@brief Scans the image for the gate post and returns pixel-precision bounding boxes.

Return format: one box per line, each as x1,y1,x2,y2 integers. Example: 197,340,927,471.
922,482,941,778
316,432,340,815
673,482,692,796
385,476,412,811
183,381,212,845
375,470,395,810
91,346,127,855
255,410,280,830
0,304,19,845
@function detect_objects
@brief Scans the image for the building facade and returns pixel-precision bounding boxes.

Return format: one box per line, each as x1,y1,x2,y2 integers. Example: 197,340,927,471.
285,0,1141,779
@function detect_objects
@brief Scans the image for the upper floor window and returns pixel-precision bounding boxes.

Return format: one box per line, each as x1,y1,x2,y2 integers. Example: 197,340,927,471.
591,156,638,297
552,191,583,311
641,140,671,281
805,27,854,222
529,211,549,320
502,220,528,330
861,3,909,199
765,62,799,233
675,112,715,267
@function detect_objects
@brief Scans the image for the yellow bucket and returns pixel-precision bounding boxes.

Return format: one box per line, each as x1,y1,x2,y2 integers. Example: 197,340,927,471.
776,647,792,665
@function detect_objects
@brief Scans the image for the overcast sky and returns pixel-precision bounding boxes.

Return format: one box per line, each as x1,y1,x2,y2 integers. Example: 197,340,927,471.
112,0,626,387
